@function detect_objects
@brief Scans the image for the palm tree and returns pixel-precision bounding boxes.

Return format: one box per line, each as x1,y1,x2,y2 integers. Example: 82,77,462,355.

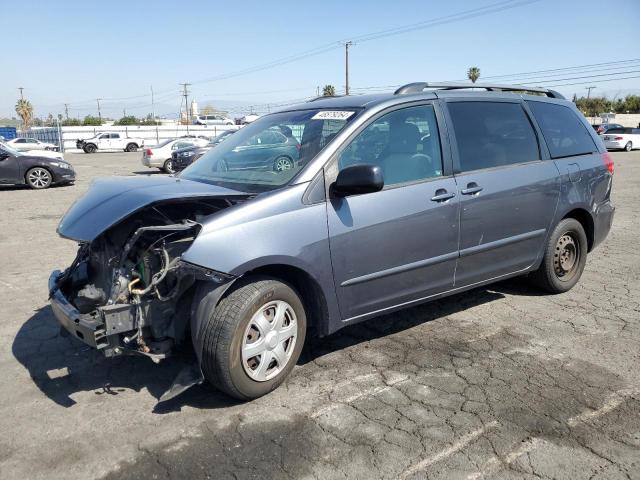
15,98,34,130
322,84,336,97
467,67,481,84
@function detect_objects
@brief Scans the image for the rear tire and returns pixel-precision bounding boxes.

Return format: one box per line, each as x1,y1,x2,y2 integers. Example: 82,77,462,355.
125,143,138,152
198,277,307,400
529,218,588,293
624,141,632,152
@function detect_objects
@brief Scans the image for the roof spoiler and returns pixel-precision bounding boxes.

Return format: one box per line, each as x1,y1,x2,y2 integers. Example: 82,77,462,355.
394,82,565,99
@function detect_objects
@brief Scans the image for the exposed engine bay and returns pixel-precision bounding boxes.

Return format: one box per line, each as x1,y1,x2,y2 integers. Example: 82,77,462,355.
50,197,242,362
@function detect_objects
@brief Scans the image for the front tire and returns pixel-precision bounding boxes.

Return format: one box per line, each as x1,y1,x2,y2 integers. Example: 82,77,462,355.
83,144,97,153
25,167,52,189
198,277,307,400
624,141,632,152
530,218,588,293
163,159,175,174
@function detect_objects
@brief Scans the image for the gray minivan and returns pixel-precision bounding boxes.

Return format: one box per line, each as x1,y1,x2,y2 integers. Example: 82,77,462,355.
49,83,615,401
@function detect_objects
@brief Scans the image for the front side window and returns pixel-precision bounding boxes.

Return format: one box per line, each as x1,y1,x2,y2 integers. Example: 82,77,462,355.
527,101,597,158
338,104,443,186
180,108,357,192
448,101,540,172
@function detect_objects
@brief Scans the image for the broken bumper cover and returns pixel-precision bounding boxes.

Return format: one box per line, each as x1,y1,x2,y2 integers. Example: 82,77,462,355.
49,270,109,350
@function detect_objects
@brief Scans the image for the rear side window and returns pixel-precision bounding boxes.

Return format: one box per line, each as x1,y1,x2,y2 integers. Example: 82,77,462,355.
527,101,598,158
448,101,540,172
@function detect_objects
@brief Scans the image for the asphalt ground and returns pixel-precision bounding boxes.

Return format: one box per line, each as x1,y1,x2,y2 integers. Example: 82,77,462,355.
0,150,638,479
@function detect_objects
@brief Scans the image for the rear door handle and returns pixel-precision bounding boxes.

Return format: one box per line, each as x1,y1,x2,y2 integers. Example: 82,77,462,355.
461,182,483,195
431,189,456,202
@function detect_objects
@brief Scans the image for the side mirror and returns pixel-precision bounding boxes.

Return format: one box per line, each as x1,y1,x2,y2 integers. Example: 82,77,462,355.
331,164,384,198
0,152,9,161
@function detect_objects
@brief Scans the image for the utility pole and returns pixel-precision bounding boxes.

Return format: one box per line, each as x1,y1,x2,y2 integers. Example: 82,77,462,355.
180,82,191,133
64,103,69,120
316,86,320,97
344,41,353,95
151,85,158,143
585,86,596,99
96,98,102,124
18,87,24,99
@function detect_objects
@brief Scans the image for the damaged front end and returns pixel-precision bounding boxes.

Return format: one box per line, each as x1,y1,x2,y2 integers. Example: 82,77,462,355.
49,194,241,366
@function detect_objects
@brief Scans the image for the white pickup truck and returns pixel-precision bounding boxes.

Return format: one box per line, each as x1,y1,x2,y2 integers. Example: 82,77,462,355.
76,132,145,153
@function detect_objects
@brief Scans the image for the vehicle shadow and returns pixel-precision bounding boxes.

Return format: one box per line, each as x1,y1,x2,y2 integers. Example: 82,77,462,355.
12,306,233,412
13,279,533,412
131,170,166,175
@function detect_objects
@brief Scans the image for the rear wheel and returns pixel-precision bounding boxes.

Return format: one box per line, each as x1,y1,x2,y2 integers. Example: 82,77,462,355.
273,156,294,172
125,143,138,152
25,167,52,189
163,159,175,174
198,277,306,400
624,141,632,152
530,218,588,293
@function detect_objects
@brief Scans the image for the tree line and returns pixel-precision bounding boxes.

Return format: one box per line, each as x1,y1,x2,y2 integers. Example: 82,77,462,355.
572,95,640,117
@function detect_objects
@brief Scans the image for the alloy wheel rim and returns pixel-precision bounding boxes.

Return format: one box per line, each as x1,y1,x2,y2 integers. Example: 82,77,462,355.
554,233,579,279
275,157,292,172
28,168,51,188
241,300,298,382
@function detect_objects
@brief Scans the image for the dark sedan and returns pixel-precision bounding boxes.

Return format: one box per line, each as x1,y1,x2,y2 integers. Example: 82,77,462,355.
0,142,75,189
171,130,237,172
174,126,300,173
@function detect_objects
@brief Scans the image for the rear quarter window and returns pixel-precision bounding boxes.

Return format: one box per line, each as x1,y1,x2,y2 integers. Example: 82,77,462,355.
527,101,598,158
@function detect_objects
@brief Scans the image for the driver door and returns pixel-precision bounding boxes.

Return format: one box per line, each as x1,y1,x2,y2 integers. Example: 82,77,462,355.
97,134,111,150
0,149,21,183
326,103,460,321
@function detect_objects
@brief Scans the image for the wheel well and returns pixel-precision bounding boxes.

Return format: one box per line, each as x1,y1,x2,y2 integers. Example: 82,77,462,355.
563,208,594,251
244,265,328,338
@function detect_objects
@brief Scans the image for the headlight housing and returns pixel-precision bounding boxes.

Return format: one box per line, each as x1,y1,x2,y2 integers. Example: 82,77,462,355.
50,162,71,169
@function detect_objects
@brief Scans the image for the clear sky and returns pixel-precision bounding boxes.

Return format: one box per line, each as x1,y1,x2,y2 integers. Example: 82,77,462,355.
1,0,639,119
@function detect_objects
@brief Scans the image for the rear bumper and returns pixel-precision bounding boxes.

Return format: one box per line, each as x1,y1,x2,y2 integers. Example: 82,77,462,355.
603,140,626,150
593,200,615,250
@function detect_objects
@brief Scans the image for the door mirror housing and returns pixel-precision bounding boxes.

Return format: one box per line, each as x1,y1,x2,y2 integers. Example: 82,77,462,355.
331,164,384,198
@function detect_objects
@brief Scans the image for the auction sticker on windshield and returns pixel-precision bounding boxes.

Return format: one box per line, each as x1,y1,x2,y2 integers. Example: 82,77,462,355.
312,111,355,120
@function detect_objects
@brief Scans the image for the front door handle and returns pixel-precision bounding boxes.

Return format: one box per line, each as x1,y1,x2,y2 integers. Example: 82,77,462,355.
431,189,456,202
461,182,483,195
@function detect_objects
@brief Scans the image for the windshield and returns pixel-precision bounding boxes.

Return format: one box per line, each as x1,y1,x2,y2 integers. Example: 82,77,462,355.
0,141,22,156
154,139,174,148
180,108,358,192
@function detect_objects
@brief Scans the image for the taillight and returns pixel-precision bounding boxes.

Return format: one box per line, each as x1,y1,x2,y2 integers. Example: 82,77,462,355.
145,148,153,156
602,152,614,174
597,127,604,133
614,136,623,140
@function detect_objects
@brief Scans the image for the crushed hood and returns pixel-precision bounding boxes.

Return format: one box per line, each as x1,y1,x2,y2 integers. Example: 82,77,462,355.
57,175,248,242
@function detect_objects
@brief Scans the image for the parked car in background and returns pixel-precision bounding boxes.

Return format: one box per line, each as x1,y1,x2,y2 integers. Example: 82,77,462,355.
7,137,58,151
0,141,75,189
238,114,260,125
76,132,144,153
601,127,640,151
194,114,235,126
171,130,237,172
141,137,209,173
49,82,614,402
592,123,624,134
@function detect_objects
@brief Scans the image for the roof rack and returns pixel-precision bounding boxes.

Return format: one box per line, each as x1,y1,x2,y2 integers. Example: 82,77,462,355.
394,82,565,99
307,95,343,102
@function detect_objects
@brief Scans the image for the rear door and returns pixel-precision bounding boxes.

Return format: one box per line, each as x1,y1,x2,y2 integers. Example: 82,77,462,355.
444,99,560,287
326,102,460,320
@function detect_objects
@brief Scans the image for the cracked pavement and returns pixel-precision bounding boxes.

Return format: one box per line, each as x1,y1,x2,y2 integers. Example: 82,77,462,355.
0,151,638,479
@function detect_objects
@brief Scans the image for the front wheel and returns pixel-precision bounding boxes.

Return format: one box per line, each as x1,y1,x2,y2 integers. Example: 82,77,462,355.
624,141,632,152
25,167,52,189
83,144,97,153
198,277,307,400
529,218,588,293
163,159,175,174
